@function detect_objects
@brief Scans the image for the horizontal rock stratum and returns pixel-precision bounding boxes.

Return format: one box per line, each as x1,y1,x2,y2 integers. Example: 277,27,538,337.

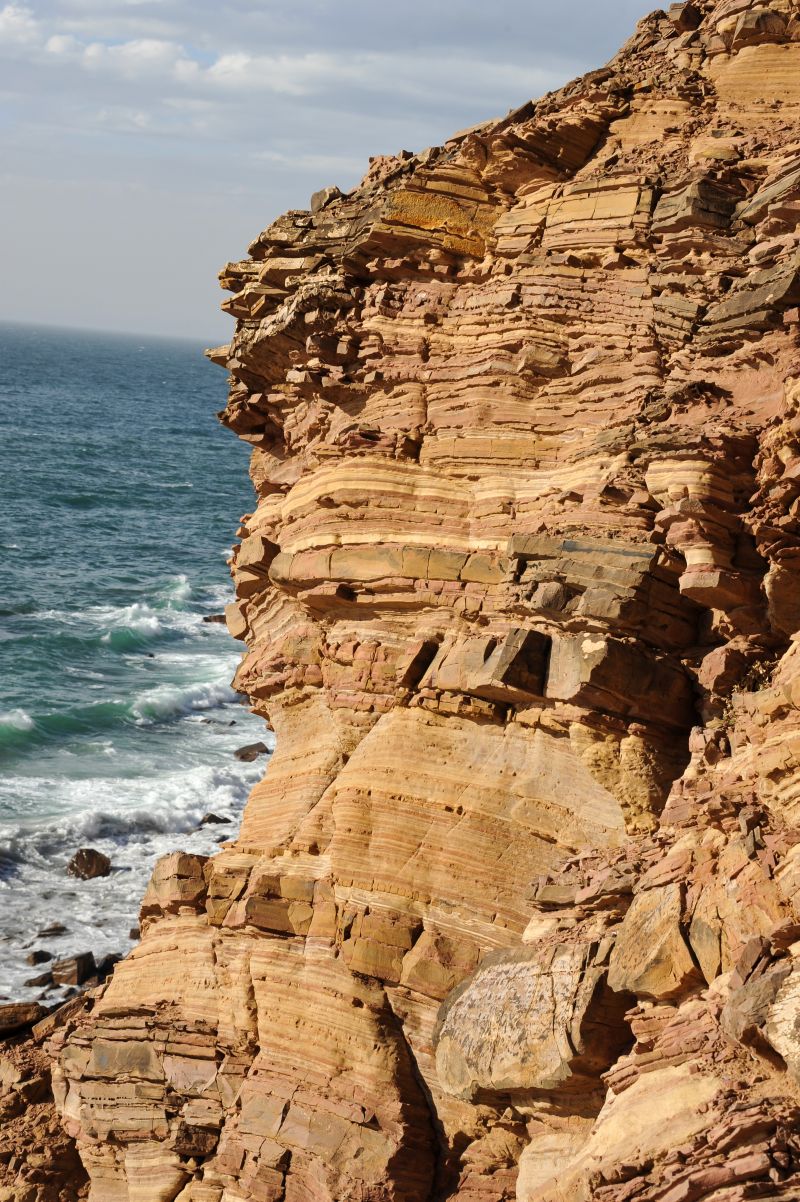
15,1,800,1199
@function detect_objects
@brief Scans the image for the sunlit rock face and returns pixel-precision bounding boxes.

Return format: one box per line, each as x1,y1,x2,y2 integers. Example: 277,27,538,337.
51,1,800,1198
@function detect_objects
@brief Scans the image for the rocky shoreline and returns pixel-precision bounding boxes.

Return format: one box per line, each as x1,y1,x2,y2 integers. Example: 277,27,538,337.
0,738,270,1013
1,1001,91,1201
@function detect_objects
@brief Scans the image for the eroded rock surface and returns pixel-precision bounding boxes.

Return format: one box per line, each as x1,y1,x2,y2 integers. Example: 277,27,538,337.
36,0,800,1197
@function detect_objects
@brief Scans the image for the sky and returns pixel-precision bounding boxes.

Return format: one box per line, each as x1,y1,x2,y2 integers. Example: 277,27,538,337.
0,0,654,341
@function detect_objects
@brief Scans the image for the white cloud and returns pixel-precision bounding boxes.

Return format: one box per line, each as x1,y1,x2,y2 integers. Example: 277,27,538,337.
94,104,152,130
252,148,371,175
81,36,194,78
45,32,81,56
197,48,551,107
0,3,558,106
59,13,181,38
0,0,650,337
162,95,217,112
0,3,40,44
205,51,359,96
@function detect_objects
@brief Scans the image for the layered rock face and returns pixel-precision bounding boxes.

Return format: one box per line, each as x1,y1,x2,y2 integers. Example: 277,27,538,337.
48,2,800,1198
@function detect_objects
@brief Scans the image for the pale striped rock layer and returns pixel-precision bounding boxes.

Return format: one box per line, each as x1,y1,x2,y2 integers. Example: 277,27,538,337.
34,1,800,1199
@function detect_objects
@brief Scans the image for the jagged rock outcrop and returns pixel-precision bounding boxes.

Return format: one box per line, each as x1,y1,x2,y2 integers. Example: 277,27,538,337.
0,1015,89,1202
28,1,800,1198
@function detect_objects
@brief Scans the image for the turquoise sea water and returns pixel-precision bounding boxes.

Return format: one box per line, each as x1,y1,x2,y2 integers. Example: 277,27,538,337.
0,323,269,1002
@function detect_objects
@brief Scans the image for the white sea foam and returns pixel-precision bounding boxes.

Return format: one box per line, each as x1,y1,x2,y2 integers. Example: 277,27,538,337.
41,599,205,644
0,708,34,731
100,602,163,639
205,582,236,609
36,608,71,622
39,580,209,643
157,573,192,604
131,677,237,723
0,752,269,1003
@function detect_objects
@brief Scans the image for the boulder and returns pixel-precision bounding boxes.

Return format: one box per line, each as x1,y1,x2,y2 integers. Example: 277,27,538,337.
96,954,122,980
0,1002,46,1037
765,962,800,1077
310,185,344,213
51,952,96,987
67,848,112,880
668,2,701,31
721,963,792,1052
233,741,270,762
24,971,53,988
608,883,700,1000
731,7,787,50
25,949,53,966
37,922,68,937
140,851,209,918
434,941,632,1100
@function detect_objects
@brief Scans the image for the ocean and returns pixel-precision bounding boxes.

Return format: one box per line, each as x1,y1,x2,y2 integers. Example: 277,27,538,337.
0,322,270,1003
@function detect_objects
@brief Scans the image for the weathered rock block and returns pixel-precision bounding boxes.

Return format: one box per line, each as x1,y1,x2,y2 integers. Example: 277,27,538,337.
434,941,632,1100
608,883,700,1000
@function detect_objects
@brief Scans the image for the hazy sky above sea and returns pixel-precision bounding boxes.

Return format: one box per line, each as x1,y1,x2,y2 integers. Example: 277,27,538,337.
0,0,653,340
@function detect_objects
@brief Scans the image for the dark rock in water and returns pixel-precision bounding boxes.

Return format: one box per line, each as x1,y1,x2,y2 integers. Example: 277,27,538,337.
0,1001,46,1036
25,970,53,988
129,927,139,941
200,812,230,826
37,922,68,938
26,949,53,966
234,741,269,762
52,952,96,986
96,954,121,981
67,847,112,880
202,613,226,624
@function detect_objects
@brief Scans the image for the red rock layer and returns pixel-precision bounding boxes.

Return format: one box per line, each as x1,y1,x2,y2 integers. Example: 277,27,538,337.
36,1,800,1199
0,1021,88,1202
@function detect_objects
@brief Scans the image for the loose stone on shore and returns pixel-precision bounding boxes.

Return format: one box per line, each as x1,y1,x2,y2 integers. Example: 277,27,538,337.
66,848,112,880
36,924,67,938
233,741,269,761
51,953,96,987
0,1003,46,1038
24,951,52,967
199,812,230,826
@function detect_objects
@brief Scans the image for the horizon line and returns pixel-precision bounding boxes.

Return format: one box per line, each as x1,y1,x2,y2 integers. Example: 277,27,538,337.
0,316,230,347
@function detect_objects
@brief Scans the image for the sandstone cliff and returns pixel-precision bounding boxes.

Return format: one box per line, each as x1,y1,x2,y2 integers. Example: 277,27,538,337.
16,1,800,1199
